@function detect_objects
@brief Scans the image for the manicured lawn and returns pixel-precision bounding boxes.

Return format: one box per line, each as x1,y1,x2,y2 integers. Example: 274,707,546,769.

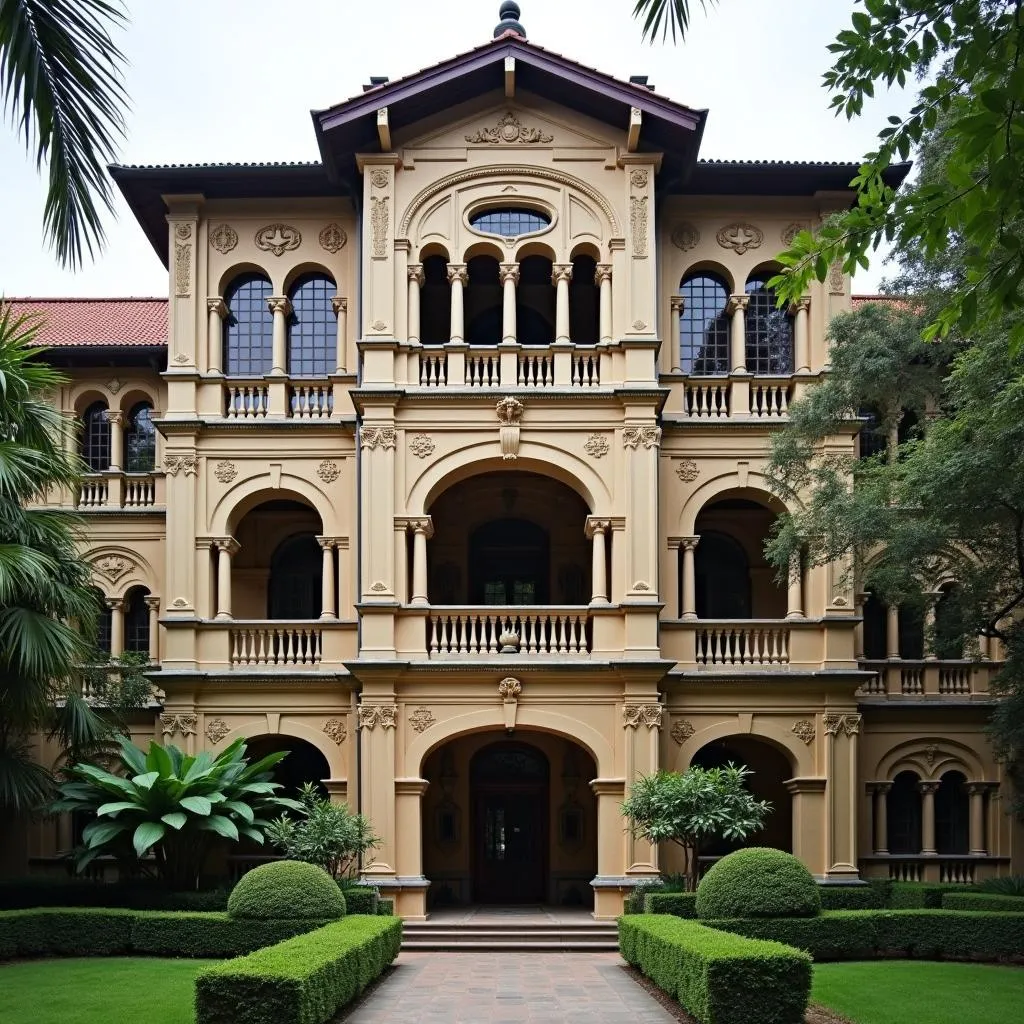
812,961,1024,1024
2,957,217,1024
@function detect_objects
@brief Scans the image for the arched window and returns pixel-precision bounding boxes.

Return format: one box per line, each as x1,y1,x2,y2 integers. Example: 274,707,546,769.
935,770,969,854
516,256,555,345
934,583,966,659
469,208,551,237
888,770,922,854
569,254,599,345
81,402,110,472
223,273,273,376
268,534,323,619
420,255,451,346
744,273,793,375
469,518,550,605
125,403,156,473
862,594,887,659
124,586,150,655
93,589,113,656
679,273,729,375
694,532,751,618
287,273,335,376
466,256,502,346
899,602,925,659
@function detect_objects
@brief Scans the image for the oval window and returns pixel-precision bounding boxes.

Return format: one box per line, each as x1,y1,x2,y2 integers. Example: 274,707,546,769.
469,207,551,237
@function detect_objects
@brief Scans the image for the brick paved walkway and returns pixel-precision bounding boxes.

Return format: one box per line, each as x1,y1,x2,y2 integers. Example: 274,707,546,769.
339,951,677,1023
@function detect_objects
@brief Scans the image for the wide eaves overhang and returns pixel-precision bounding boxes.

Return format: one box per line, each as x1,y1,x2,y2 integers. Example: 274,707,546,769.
312,35,708,189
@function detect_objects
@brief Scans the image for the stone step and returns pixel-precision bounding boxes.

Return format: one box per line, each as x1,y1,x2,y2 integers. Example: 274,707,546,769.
404,923,618,934
402,938,620,952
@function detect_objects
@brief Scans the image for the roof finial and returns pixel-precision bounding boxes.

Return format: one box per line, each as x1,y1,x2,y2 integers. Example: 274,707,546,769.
494,1,526,40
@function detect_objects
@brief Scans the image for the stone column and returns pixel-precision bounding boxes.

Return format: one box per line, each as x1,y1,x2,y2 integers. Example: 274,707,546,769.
681,536,699,620
623,703,662,873
886,605,901,659
214,538,239,620
591,777,627,919
195,539,215,620
727,295,749,373
447,265,467,344
331,296,348,373
854,591,868,659
823,712,861,880
791,297,811,373
144,595,160,662
406,267,423,345
669,295,684,372
968,784,987,855
317,537,337,620
206,298,227,375
786,552,805,619
500,264,519,344
394,777,430,919
104,410,124,471
919,781,939,855
267,296,292,375
107,597,125,657
553,264,573,343
409,518,433,606
596,265,613,345
871,782,892,855
586,518,609,605
359,703,398,877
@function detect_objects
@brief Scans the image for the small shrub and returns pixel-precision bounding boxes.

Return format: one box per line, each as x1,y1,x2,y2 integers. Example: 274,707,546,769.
940,892,1024,913
696,848,821,919
977,875,1024,897
643,892,698,918
377,899,394,916
341,885,379,915
619,914,811,1024
228,860,345,921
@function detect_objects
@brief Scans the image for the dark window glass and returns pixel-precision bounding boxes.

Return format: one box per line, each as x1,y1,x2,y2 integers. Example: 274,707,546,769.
471,743,549,782
469,518,549,605
899,602,925,659
744,274,794,375
888,771,922,854
863,594,887,659
470,208,551,237
934,583,966,659
569,255,599,346
125,586,150,655
81,402,110,472
224,274,273,376
936,771,969,854
858,407,888,459
694,532,751,618
680,274,729,375
421,255,451,346
288,273,335,377
268,533,323,619
125,403,156,473
94,590,112,655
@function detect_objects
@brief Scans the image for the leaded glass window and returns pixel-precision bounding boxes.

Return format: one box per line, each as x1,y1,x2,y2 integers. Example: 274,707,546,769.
125,586,150,654
224,274,273,376
679,274,729,375
469,207,551,237
125,403,155,472
288,273,335,377
81,402,110,472
744,273,794,375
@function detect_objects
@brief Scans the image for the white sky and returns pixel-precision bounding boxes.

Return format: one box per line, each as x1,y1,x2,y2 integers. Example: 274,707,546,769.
0,0,911,298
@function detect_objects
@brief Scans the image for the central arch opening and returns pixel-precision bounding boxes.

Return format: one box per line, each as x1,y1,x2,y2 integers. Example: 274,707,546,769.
422,732,597,907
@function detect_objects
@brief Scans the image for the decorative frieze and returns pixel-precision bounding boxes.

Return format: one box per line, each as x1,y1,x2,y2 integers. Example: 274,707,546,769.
358,705,397,730
361,427,397,450
716,222,763,255
160,713,197,739
670,718,695,745
255,223,301,257
623,704,663,729
205,717,230,744
623,425,661,449
465,111,553,144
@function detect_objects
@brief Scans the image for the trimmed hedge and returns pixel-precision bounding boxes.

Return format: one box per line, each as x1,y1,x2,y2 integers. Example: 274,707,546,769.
889,882,968,909
0,907,325,960
706,909,1024,962
697,848,821,920
228,861,345,921
0,878,229,912
377,898,394,916
940,892,1024,913
817,884,885,911
643,892,698,918
619,915,811,1024
341,886,379,915
195,916,403,1024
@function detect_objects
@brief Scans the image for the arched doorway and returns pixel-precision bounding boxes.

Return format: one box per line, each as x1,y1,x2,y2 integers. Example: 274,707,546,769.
422,731,597,908
690,736,793,855
245,735,330,798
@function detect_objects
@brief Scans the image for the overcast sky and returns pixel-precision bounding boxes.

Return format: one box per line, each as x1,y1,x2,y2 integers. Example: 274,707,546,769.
0,0,911,298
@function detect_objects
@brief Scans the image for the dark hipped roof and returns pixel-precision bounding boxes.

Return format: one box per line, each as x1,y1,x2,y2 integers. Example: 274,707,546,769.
689,159,911,195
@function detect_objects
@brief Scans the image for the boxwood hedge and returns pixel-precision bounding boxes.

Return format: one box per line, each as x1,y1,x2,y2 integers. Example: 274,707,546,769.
619,915,811,1024
340,886,379,915
643,892,698,918
195,916,402,1024
0,878,229,912
940,892,1024,913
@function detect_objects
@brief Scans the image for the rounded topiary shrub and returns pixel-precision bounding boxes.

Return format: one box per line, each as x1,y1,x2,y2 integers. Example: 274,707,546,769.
227,860,346,920
695,847,821,919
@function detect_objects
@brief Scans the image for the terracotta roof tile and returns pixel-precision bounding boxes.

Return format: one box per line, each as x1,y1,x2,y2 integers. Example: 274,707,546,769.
3,298,167,348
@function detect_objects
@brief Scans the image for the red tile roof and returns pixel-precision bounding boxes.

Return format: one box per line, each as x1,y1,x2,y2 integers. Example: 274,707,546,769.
3,297,167,347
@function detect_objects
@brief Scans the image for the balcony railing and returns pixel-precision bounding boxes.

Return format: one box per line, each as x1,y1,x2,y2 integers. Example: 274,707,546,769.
426,606,592,657
229,623,324,667
674,376,796,421
857,660,992,699
413,344,605,391
695,623,791,666
221,379,338,420
187,619,358,670
224,380,269,419
860,854,1009,885
76,473,159,510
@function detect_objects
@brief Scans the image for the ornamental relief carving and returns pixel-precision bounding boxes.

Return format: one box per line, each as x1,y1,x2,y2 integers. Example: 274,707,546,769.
465,111,553,145
160,713,197,738
630,168,649,188
94,555,133,582
370,169,390,189
409,433,435,458
319,223,347,253
583,433,609,459
497,677,522,700
630,195,649,257
323,718,347,745
317,459,340,483
781,222,806,247
623,425,661,449
255,223,302,257
822,712,861,736
361,427,397,450
213,460,237,483
671,223,700,252
370,196,389,259
409,707,436,733
828,260,845,293
716,222,764,255
792,720,816,745
623,704,663,729
358,705,397,730
671,719,695,745
205,717,230,744
676,458,699,482
174,242,191,297
164,455,197,477
210,223,238,254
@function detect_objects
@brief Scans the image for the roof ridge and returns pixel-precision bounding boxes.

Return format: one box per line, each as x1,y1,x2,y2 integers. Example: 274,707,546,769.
4,296,166,302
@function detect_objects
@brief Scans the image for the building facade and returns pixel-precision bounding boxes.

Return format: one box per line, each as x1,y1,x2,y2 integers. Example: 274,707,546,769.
11,9,1021,917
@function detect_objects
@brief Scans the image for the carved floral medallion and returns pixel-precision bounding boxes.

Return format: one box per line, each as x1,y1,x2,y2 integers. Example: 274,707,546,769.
317,459,340,483
210,223,238,254
465,112,553,144
676,458,699,482
716,222,764,255
670,719,695,745
205,717,230,744
409,434,435,458
323,718,347,745
319,223,347,253
255,223,302,257
583,433,609,459
409,707,436,733
214,460,237,483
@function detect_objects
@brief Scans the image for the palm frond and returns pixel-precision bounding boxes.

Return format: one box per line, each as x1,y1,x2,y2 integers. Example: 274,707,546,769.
0,739,56,812
631,0,717,44
0,0,129,267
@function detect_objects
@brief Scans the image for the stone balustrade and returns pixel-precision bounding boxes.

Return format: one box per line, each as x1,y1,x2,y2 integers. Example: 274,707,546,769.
857,660,993,699
426,606,592,657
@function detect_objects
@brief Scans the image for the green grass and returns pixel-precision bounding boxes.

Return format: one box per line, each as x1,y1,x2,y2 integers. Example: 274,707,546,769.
812,961,1024,1024
1,957,217,1024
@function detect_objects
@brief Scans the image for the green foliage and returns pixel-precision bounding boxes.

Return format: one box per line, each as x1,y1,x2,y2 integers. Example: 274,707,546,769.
817,884,885,911
376,898,394,916
643,892,698,918
630,0,717,43
696,848,821,920
0,1,128,266
0,878,229,911
889,882,974,910
195,916,403,1024
340,885,379,916
265,782,379,881
941,892,1024,913
621,766,770,891
228,860,345,921
618,914,811,1024
51,735,302,888
0,906,324,960
978,875,1024,897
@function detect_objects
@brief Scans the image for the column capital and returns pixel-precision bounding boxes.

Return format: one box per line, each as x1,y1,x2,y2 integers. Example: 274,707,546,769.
409,516,434,539
143,595,161,611
447,264,468,286
726,294,750,314
207,296,228,318
867,780,893,794
331,295,348,316
918,780,941,794
680,535,700,552
788,296,811,315
267,296,292,317
105,596,124,611
499,263,520,286
966,781,994,795
213,536,240,556
594,264,613,285
316,535,344,551
551,264,573,285
585,516,611,539
407,265,424,285
669,294,685,313
102,409,123,425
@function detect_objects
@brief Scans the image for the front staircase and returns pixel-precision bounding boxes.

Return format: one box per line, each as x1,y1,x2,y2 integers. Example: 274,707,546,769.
401,906,619,952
